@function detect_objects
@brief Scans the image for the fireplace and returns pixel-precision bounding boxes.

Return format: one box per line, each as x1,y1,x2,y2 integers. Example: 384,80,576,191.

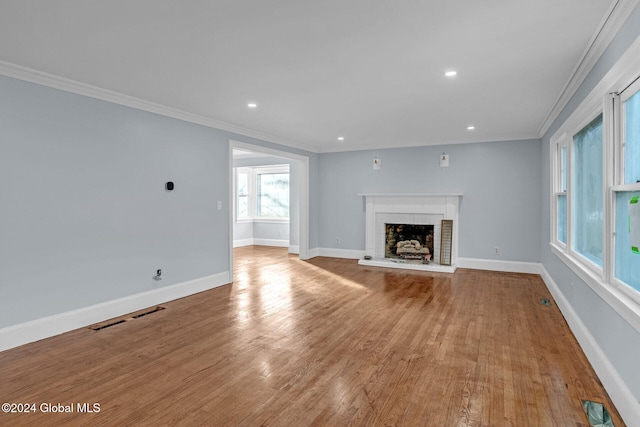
358,193,461,272
385,223,434,261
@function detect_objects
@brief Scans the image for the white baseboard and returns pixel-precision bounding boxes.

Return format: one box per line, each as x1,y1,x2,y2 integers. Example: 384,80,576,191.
233,238,289,248
308,252,544,273
309,248,366,259
539,266,640,426
457,257,542,274
233,238,254,248
0,272,230,352
253,238,289,247
288,245,300,254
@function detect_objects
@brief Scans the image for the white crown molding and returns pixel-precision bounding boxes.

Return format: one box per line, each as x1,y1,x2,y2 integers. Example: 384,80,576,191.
0,60,315,153
315,133,540,154
537,0,640,137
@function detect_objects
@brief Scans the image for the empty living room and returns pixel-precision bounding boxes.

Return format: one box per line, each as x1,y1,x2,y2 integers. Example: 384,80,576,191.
1,1,640,426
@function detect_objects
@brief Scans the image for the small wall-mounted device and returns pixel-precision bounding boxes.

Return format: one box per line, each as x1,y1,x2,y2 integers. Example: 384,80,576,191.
153,269,162,281
166,182,174,191
373,157,381,170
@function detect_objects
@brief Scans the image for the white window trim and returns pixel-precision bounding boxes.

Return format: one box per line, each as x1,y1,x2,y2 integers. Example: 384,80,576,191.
549,33,640,334
234,167,252,222
551,133,567,247
233,164,290,223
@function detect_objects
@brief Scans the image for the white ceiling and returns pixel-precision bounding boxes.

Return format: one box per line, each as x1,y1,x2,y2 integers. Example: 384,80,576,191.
0,1,625,153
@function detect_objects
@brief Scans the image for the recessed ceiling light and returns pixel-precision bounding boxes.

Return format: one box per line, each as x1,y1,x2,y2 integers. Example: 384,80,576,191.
337,136,345,141
467,125,475,130
247,103,257,108
445,71,457,77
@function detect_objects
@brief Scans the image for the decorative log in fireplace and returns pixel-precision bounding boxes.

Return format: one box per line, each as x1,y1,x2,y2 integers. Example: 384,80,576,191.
385,223,434,262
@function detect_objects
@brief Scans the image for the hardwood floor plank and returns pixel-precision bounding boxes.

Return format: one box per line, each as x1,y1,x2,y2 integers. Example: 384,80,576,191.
0,246,624,426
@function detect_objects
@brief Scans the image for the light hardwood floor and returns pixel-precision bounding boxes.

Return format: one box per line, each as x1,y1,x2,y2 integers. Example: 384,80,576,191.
0,246,623,426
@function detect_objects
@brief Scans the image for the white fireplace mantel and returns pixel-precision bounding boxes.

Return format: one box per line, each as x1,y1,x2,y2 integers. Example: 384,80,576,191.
358,193,462,273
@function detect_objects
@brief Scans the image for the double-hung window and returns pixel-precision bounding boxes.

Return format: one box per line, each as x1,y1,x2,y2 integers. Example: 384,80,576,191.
613,78,640,293
554,136,568,245
572,114,604,267
552,112,604,273
550,37,640,319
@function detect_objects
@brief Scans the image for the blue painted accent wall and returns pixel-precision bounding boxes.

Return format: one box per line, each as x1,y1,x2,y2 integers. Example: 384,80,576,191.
0,75,320,329
539,3,640,403
0,76,231,327
317,140,542,262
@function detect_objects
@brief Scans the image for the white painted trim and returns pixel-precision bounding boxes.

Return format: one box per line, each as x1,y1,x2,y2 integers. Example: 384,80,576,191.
547,29,640,335
360,194,461,266
233,238,290,248
457,258,542,274
537,0,640,137
307,251,543,275
358,258,457,273
551,244,640,334
233,238,254,248
253,238,289,248
288,245,300,254
315,248,366,259
539,266,640,427
0,60,313,153
229,140,310,261
0,272,230,352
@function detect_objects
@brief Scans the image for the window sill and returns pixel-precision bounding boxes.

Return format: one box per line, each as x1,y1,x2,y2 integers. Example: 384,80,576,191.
549,242,640,334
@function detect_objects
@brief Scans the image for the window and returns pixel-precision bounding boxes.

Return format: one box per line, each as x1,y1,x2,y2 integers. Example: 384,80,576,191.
623,87,640,185
554,138,568,245
572,114,603,267
551,48,640,317
613,78,640,294
236,169,249,219
257,172,289,218
234,165,290,222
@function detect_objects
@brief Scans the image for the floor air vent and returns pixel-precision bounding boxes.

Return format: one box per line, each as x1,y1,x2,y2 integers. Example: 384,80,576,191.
89,306,165,331
582,400,614,427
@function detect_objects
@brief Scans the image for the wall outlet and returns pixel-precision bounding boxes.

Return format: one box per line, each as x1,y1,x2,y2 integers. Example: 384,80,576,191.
494,246,500,255
336,237,341,245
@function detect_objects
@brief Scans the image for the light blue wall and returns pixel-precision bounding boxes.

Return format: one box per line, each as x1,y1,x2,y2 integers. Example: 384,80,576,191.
0,76,230,328
317,140,541,262
0,75,318,329
539,4,640,402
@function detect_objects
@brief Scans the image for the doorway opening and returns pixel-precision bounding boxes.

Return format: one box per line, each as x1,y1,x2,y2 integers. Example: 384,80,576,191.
229,140,310,278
